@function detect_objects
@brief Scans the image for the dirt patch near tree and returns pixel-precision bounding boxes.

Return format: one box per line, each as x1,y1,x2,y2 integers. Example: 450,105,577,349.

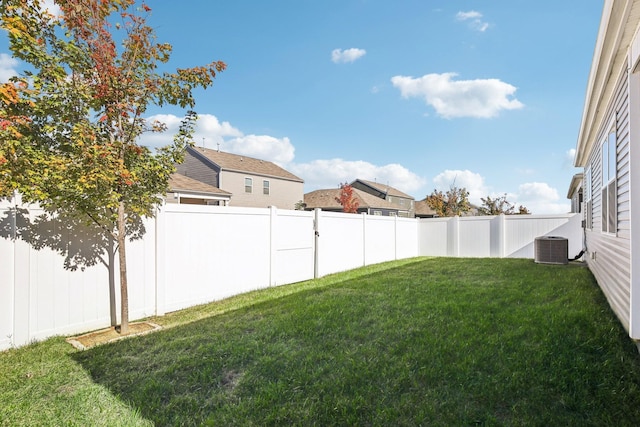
66,322,162,350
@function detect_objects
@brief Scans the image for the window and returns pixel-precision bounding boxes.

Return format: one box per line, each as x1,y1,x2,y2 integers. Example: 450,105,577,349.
585,166,592,229
263,180,270,195
245,177,252,193
601,127,616,234
373,210,382,216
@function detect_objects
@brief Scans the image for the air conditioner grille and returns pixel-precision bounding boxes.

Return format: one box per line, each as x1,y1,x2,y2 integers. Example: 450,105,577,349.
534,236,568,265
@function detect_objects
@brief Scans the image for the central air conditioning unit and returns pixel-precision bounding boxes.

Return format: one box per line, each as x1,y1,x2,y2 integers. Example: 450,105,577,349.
534,236,568,265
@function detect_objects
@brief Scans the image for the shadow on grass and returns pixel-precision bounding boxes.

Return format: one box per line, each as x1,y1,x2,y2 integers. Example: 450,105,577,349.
72,258,640,426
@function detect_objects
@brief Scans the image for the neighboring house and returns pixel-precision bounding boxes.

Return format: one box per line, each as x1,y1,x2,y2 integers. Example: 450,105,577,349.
413,199,438,218
566,173,583,215
166,173,231,205
175,146,304,209
304,187,405,216
574,0,640,342
350,179,415,217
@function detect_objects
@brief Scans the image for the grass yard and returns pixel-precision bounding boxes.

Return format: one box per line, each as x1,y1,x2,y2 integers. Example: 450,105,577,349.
2,257,640,426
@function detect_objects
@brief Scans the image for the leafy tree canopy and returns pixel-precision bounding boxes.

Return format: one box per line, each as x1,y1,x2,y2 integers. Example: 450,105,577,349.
336,183,359,213
478,194,531,215
0,0,225,333
425,186,470,217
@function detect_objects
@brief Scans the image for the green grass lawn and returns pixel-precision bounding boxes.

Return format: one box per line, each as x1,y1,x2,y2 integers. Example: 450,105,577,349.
2,258,640,426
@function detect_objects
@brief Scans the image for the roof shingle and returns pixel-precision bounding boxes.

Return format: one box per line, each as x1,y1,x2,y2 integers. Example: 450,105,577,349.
189,147,303,183
304,188,405,210
352,179,414,199
169,173,231,196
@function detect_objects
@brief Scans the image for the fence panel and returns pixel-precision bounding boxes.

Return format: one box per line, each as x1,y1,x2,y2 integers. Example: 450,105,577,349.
272,209,315,286
160,204,272,313
418,218,450,256
0,202,15,350
316,211,366,277
364,215,396,265
9,204,115,347
458,217,493,257
396,217,419,260
504,214,582,258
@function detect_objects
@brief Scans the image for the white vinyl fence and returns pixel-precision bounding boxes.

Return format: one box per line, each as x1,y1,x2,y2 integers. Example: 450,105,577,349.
0,198,581,351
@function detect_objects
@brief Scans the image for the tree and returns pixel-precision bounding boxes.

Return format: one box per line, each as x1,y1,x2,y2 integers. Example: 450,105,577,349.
0,0,225,334
478,194,531,215
425,186,470,217
335,183,359,213
478,194,514,215
517,205,531,215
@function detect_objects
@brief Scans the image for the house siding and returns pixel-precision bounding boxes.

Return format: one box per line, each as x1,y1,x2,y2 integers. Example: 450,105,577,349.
222,171,303,210
175,150,220,188
585,64,632,331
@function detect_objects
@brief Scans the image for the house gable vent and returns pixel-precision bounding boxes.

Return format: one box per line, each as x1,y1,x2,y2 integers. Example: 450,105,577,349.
534,236,568,265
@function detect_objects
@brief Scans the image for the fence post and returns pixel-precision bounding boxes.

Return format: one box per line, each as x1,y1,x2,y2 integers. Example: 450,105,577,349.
13,201,31,348
314,208,320,279
448,216,460,257
269,206,277,286
499,214,506,258
1,194,18,349
154,203,166,316
362,212,367,266
394,214,398,260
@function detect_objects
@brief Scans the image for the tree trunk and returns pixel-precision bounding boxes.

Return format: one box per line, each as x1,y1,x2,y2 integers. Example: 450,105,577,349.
117,200,129,335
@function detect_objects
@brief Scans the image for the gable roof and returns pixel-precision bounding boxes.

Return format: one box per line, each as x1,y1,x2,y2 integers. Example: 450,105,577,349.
169,173,231,197
351,179,414,199
304,188,405,210
575,0,640,166
188,146,303,183
566,173,584,199
413,199,437,217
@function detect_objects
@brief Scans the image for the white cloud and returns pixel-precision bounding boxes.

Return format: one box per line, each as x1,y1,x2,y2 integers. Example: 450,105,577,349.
139,113,294,165
139,113,243,150
331,48,366,64
225,135,295,165
0,53,18,83
289,159,426,194
41,0,62,17
513,182,569,214
429,170,570,214
431,169,488,205
565,148,577,168
456,11,482,21
391,72,524,119
456,10,489,32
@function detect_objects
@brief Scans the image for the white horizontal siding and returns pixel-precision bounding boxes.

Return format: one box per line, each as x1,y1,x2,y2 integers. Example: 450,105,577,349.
585,64,632,331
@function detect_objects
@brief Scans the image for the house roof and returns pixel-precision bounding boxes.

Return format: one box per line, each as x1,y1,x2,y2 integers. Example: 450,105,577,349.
414,199,437,217
169,173,231,197
566,173,584,199
575,0,640,166
351,179,414,200
304,187,405,211
188,146,304,183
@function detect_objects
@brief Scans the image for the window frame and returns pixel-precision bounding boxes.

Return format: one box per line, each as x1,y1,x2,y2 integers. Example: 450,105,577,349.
263,180,270,195
600,121,617,235
585,166,592,229
245,177,253,193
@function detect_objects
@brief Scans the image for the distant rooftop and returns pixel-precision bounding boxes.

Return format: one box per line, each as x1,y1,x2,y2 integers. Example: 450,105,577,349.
189,146,304,183
352,179,414,199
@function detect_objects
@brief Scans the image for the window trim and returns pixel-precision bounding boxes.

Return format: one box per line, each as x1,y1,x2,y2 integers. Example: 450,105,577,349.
263,180,270,195
245,177,253,193
584,166,592,229
600,120,617,235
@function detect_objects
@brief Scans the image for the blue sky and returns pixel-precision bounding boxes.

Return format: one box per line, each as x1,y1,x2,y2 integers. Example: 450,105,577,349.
1,1,604,213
